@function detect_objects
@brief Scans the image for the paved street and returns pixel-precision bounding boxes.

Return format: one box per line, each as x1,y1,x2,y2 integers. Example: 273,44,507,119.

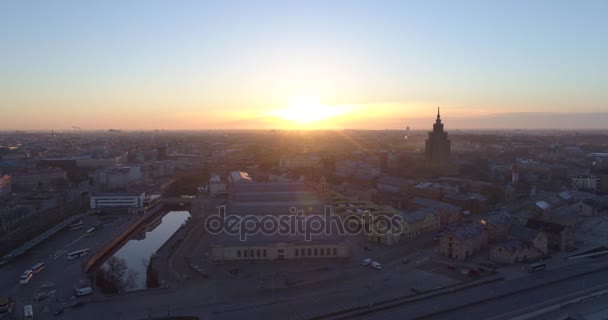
26,253,608,320
361,258,608,320
0,213,134,318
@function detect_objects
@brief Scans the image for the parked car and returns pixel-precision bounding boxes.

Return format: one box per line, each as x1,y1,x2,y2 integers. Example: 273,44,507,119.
371,262,382,270
469,269,481,277
74,286,93,297
401,258,410,264
34,292,48,302
447,264,457,270
361,258,371,266
478,261,497,269
53,307,64,317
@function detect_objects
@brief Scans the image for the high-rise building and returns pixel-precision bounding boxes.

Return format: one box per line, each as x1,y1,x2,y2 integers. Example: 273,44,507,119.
425,107,451,165
157,146,167,161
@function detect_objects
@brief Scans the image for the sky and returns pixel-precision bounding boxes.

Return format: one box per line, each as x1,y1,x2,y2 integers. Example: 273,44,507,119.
1,0,607,130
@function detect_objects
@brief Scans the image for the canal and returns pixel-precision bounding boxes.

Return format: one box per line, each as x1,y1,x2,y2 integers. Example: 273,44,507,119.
101,210,190,291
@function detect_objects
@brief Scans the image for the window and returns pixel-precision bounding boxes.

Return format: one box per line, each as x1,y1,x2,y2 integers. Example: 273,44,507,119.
314,248,318,256
237,250,241,257
320,248,324,256
295,249,299,256
250,250,254,257
244,250,248,258
308,248,312,256
333,248,337,256
263,249,267,257
257,249,261,257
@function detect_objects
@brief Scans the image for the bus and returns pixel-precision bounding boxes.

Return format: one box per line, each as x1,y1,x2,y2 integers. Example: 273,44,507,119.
66,249,90,260
528,262,546,272
20,270,33,284
30,262,45,274
68,221,84,231
85,227,96,236
23,304,33,319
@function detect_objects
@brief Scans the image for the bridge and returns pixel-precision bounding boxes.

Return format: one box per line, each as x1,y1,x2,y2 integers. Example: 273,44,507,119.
162,197,196,205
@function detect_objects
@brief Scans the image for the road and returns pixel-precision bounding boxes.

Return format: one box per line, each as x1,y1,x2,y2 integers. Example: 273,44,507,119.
34,256,608,320
0,213,134,318
359,258,608,320
527,290,608,320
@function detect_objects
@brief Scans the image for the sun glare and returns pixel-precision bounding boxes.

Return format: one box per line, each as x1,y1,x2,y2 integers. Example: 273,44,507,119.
272,95,346,125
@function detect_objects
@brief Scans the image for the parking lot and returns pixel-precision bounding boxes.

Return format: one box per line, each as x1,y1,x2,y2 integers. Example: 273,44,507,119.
0,213,135,319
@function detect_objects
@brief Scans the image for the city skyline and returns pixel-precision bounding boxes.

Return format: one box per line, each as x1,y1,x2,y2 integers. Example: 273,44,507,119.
1,0,607,130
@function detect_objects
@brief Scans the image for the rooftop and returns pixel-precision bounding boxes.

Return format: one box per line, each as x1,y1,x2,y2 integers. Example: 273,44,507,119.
446,224,485,241
399,208,437,224
411,197,461,214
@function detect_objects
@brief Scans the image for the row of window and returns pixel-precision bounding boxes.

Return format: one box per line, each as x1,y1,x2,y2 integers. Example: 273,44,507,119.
235,247,340,258
237,249,267,258
295,247,338,257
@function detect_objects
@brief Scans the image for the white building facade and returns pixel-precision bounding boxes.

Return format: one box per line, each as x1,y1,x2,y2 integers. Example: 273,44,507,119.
90,192,146,209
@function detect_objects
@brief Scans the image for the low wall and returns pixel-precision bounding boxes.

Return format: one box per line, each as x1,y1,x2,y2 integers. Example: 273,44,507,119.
84,205,164,273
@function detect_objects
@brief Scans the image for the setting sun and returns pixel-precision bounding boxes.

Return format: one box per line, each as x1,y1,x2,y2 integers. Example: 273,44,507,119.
271,95,350,125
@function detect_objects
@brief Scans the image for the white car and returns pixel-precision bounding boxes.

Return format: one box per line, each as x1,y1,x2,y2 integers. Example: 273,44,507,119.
371,262,383,270
361,258,372,266
20,270,33,284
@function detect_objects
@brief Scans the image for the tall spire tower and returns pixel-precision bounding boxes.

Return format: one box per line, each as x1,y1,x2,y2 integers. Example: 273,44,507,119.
425,107,451,165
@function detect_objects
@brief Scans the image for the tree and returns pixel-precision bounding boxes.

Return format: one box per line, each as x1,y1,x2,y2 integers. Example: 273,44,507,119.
95,256,138,293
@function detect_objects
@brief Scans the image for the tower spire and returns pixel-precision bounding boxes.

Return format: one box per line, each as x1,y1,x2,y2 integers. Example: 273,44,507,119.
437,106,440,119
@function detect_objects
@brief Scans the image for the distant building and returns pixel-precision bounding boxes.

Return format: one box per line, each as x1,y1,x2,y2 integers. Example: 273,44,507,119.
209,175,228,197
0,174,11,196
443,192,488,215
408,197,462,225
75,154,127,168
439,224,487,260
425,107,451,165
11,168,67,191
334,159,381,181
279,154,322,170
572,199,597,217
210,182,349,261
90,191,146,210
482,211,513,243
571,175,600,191
376,175,415,194
525,219,574,252
93,166,142,191
157,146,167,161
409,181,458,200
492,223,549,264
490,239,544,265
228,171,253,186
336,182,377,201
368,208,440,245
398,208,440,239
506,224,549,255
